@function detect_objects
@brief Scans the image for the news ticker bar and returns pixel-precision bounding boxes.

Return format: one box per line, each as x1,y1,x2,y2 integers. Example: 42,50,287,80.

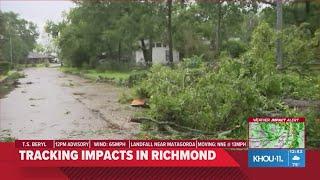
15,140,247,149
12,140,241,167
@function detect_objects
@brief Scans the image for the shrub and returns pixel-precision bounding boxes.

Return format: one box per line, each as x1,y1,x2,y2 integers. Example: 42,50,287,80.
118,91,133,104
180,55,204,68
6,71,25,80
134,87,150,99
136,53,319,142
282,23,315,72
96,60,133,72
223,39,247,58
0,61,10,75
305,110,320,148
131,22,320,145
281,72,320,100
136,56,268,138
250,22,275,61
82,62,90,69
127,70,148,87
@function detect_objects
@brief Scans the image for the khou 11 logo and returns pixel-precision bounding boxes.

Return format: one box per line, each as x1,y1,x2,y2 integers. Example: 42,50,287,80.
248,117,306,168
248,149,305,167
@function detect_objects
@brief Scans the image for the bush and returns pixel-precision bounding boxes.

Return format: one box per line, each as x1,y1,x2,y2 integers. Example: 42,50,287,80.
281,72,320,100
250,22,275,61
118,91,133,104
223,39,247,58
127,70,148,87
136,56,268,138
136,53,319,141
96,60,133,72
305,110,320,148
282,23,315,72
7,71,25,80
82,62,90,69
131,22,320,145
180,55,204,68
0,61,10,75
134,87,150,99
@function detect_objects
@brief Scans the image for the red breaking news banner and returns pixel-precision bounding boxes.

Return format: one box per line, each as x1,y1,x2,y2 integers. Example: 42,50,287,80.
14,140,241,167
0,140,319,179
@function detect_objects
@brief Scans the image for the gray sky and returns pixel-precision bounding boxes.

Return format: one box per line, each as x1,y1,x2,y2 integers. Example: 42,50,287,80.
0,0,75,45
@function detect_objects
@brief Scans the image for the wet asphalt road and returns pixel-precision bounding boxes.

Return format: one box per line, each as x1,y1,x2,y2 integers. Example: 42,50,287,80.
0,66,139,140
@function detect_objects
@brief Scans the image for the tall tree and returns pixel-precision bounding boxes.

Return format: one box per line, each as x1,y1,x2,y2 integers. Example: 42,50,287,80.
1,12,38,64
51,2,166,67
0,11,5,61
276,0,283,69
167,0,173,63
215,0,222,55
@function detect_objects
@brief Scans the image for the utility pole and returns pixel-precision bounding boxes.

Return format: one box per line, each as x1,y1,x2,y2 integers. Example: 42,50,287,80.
6,21,13,70
0,35,4,59
276,0,283,69
167,0,173,64
9,30,13,69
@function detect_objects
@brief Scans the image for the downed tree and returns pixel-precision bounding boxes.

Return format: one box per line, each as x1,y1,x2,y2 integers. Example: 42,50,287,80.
130,117,240,137
284,98,320,108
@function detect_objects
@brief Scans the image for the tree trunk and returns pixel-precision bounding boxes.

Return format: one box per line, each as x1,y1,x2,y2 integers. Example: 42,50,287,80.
306,0,310,15
148,38,153,66
215,1,222,55
140,39,149,64
276,0,283,69
118,41,121,62
167,0,173,63
180,0,185,8
180,51,184,61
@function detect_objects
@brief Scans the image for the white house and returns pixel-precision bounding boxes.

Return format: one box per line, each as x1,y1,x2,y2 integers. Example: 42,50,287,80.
135,41,179,65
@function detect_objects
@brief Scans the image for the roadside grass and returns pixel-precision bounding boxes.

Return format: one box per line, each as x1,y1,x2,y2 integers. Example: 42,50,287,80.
0,136,15,142
7,70,25,80
36,63,50,68
1,70,25,82
13,63,50,70
0,70,25,98
60,67,131,83
0,74,6,82
84,69,131,80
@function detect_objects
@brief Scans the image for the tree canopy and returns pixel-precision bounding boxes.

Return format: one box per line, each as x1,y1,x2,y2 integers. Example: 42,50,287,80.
0,11,39,64
46,1,320,69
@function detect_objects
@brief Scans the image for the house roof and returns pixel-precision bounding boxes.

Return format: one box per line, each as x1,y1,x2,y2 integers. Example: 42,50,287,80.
27,52,53,59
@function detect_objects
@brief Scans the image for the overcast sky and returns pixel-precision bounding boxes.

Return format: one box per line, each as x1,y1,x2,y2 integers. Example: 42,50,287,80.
0,0,75,44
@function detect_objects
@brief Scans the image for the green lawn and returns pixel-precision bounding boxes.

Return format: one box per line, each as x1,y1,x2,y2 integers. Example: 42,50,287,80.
60,67,131,81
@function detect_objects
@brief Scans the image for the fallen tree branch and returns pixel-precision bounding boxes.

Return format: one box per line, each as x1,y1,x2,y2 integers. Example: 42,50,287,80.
283,99,320,108
131,117,240,136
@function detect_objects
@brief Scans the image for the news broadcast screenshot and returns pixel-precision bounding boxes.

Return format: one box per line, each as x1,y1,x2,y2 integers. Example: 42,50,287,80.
0,0,319,179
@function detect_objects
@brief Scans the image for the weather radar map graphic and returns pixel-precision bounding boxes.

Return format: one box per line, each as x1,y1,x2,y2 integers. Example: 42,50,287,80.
249,120,305,149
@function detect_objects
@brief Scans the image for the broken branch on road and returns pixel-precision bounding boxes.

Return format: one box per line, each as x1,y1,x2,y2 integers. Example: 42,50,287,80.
130,117,240,137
